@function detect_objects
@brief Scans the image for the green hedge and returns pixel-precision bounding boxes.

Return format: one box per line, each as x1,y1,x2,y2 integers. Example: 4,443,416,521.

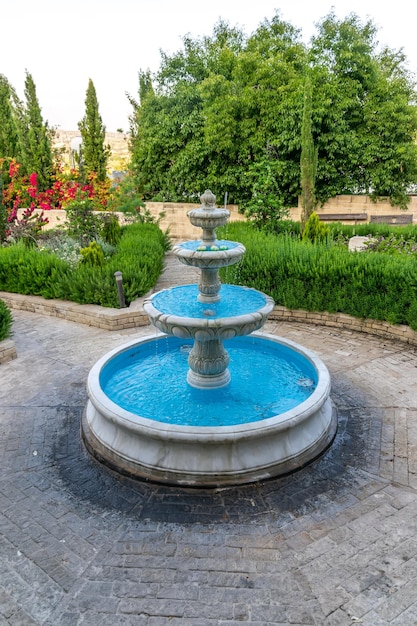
0,299,13,341
0,223,169,308
220,223,417,331
327,221,417,241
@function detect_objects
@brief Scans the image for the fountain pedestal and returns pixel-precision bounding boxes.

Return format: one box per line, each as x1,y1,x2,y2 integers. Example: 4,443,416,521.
187,338,231,388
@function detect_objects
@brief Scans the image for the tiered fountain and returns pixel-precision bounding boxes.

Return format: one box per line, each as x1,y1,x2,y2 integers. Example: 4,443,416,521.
83,191,336,486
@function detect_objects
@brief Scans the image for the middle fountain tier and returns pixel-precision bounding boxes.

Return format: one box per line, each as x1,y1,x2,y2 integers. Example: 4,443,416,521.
143,190,275,389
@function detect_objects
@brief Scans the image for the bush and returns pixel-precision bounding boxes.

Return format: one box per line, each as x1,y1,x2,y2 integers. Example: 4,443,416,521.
101,213,122,245
80,241,106,267
0,299,13,341
302,211,330,243
220,222,417,331
0,222,169,307
328,221,417,242
0,242,70,298
37,231,82,267
64,196,103,246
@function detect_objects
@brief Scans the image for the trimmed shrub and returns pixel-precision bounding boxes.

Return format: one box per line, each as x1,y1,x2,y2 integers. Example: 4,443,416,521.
0,222,169,307
220,222,417,331
0,299,13,341
80,241,106,267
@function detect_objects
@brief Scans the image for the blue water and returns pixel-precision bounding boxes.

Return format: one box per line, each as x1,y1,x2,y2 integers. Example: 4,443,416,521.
100,336,317,426
179,240,238,251
152,284,268,319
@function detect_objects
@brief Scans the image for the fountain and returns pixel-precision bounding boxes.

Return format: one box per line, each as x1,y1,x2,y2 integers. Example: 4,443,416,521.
83,190,336,487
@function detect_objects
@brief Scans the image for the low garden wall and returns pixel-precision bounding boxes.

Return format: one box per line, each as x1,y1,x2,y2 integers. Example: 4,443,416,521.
17,202,245,241
19,194,416,239
2,291,417,348
0,338,17,365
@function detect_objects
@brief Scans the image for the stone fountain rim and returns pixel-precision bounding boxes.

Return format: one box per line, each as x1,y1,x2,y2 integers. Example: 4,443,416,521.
86,330,331,443
143,284,275,329
172,241,246,260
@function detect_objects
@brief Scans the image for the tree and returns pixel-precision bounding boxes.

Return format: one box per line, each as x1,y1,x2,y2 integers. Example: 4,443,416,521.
130,15,306,206
129,11,417,213
309,12,417,207
0,176,7,242
300,76,317,230
21,71,54,191
78,79,110,182
0,75,22,178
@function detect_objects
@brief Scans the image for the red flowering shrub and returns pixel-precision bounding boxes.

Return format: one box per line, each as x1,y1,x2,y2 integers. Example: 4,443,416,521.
1,159,112,242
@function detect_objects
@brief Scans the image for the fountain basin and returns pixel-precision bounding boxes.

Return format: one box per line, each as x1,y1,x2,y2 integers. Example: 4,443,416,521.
144,284,275,340
83,332,336,487
172,240,246,269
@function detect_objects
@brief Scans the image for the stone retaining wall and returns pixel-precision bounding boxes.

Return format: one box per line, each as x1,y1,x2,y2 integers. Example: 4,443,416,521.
18,202,245,241
269,306,417,347
0,292,149,332
0,338,17,364
2,291,416,349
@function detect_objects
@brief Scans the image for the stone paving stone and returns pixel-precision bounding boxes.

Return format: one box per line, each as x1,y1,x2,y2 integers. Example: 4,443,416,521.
1,287,417,624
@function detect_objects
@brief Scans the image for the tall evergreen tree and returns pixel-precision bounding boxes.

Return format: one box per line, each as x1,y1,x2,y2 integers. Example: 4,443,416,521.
78,79,110,182
22,71,54,191
300,76,317,230
0,75,22,176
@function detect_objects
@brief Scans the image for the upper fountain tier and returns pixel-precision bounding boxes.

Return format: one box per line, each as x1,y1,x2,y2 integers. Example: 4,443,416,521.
172,190,246,303
172,190,245,267
144,189,274,388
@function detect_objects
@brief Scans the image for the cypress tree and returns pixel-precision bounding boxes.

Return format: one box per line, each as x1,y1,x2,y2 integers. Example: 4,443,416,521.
0,75,22,172
22,71,54,191
0,176,7,242
78,79,111,182
300,76,318,232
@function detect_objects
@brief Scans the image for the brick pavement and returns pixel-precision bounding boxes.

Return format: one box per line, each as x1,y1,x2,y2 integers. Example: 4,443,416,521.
1,259,417,624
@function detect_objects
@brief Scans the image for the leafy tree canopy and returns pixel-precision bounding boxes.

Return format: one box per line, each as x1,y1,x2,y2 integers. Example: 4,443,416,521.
129,10,417,213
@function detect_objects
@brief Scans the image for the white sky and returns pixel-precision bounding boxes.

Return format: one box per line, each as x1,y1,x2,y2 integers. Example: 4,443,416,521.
2,0,416,132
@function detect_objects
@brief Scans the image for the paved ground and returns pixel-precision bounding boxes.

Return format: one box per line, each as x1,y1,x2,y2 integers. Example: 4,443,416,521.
1,255,417,625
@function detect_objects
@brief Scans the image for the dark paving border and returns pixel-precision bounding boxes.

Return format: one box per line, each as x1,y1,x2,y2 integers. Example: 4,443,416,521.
50,372,386,526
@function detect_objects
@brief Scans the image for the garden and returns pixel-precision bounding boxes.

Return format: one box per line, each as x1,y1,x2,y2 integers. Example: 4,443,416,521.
2,10,417,344
2,199,417,346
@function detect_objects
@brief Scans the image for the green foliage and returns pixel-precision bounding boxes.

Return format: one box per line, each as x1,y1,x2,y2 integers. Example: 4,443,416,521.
0,223,168,308
106,172,155,222
78,79,111,182
0,75,23,178
328,221,417,241
0,242,70,297
0,299,13,341
37,231,82,267
20,71,54,191
300,76,317,229
129,11,417,211
101,213,122,245
243,159,290,230
80,241,105,266
309,12,417,205
220,222,417,331
64,195,102,246
0,176,7,243
362,234,417,255
301,211,330,243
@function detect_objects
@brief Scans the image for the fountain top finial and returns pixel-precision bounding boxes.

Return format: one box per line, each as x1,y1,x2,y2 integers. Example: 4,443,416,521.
200,189,216,209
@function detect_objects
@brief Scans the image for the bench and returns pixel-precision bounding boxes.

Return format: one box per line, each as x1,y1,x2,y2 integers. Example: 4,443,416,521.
317,213,368,222
370,214,413,225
